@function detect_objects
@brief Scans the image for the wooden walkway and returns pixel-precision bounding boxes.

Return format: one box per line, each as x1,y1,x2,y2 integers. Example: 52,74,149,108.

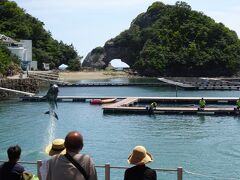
103,97,138,108
0,87,35,96
28,71,65,84
29,76,65,84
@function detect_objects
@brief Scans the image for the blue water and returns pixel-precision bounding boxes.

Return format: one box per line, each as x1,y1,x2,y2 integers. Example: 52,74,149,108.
1,79,240,180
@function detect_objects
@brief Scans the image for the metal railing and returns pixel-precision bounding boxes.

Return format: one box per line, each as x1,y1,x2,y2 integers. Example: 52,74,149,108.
0,160,183,180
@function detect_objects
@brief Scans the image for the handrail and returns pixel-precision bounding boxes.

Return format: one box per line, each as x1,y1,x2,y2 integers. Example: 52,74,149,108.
0,87,35,96
0,160,183,180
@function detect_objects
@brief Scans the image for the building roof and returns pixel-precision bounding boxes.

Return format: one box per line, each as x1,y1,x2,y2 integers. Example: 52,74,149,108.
0,34,18,44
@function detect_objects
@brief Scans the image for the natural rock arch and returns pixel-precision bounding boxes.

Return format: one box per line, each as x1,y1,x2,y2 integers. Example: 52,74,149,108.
109,59,130,68
82,39,135,69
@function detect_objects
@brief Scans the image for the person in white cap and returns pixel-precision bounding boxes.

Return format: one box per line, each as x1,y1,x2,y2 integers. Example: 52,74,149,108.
124,145,157,180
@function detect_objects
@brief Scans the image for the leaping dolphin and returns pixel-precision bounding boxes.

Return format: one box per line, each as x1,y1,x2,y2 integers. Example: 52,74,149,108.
43,84,59,120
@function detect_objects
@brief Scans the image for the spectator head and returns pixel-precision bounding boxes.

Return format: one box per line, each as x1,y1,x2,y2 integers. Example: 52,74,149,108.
64,131,84,153
7,145,21,162
45,139,66,156
128,145,153,165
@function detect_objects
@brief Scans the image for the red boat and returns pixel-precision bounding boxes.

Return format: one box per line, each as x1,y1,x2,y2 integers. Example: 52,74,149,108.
90,98,116,104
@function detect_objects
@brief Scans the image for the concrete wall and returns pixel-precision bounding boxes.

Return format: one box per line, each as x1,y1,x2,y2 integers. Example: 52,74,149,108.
0,79,39,98
8,46,26,61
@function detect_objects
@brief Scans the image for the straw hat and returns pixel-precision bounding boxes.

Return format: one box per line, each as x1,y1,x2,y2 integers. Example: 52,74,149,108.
128,146,153,165
45,139,66,156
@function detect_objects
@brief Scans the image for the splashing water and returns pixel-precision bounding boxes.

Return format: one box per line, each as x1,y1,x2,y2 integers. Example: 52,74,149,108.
45,111,56,144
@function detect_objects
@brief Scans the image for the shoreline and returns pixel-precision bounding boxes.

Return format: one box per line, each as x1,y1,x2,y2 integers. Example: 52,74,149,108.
59,71,141,81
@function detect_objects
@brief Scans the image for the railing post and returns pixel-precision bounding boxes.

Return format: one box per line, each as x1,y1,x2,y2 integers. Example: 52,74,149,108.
37,160,42,180
177,167,183,180
105,163,110,180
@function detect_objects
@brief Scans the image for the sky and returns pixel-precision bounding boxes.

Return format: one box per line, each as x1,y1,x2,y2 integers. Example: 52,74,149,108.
13,0,240,66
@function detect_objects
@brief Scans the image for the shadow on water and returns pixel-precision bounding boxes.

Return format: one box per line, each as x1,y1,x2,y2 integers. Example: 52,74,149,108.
198,115,206,123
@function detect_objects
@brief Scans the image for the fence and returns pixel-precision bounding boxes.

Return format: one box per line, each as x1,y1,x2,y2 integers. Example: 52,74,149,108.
0,160,183,180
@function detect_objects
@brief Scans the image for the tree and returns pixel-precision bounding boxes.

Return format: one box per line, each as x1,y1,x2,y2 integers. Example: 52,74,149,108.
103,1,240,76
68,58,82,71
0,0,80,72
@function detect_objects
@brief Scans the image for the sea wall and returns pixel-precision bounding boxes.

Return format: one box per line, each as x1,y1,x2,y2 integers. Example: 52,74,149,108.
0,78,40,98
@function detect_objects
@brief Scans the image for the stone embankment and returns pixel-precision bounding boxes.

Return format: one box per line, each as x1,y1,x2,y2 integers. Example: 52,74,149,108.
0,78,39,98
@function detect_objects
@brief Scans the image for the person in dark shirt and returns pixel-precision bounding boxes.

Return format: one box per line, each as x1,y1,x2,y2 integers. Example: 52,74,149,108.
124,146,157,180
0,145,25,180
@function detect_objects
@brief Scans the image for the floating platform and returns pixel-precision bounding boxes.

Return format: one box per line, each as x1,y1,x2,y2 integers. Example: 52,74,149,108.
102,97,240,115
57,82,165,87
157,77,240,90
20,96,240,104
103,106,240,115
158,78,196,89
20,96,240,115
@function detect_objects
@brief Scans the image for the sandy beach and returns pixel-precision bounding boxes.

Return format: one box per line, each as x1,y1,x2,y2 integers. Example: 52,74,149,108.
59,71,136,81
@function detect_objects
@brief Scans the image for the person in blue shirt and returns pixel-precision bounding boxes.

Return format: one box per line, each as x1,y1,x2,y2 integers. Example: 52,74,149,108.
0,145,25,180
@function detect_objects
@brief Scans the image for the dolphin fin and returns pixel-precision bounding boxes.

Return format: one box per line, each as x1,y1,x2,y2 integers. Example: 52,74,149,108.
45,111,50,114
53,112,59,120
55,101,58,109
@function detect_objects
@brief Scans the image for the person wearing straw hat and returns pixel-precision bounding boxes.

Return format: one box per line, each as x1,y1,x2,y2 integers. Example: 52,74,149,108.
124,146,157,180
39,139,66,180
45,139,66,156
46,131,97,180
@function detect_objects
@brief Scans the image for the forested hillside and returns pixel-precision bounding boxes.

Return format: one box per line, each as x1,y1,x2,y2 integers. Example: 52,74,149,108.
0,0,80,75
0,43,20,75
122,2,240,76
84,1,240,76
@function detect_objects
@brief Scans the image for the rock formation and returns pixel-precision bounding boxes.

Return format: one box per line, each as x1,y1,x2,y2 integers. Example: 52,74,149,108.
82,40,135,69
83,2,240,77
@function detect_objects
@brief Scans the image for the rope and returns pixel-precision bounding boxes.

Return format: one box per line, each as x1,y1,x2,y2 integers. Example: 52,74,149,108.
184,170,240,180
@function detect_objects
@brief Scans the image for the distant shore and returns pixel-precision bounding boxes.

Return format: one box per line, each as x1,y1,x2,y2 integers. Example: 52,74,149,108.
59,71,140,81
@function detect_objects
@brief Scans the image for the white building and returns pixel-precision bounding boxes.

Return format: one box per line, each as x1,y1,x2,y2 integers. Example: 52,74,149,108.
43,63,50,70
0,34,37,70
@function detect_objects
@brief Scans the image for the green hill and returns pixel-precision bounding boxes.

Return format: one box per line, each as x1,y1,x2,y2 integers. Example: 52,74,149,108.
0,0,80,75
83,1,240,77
